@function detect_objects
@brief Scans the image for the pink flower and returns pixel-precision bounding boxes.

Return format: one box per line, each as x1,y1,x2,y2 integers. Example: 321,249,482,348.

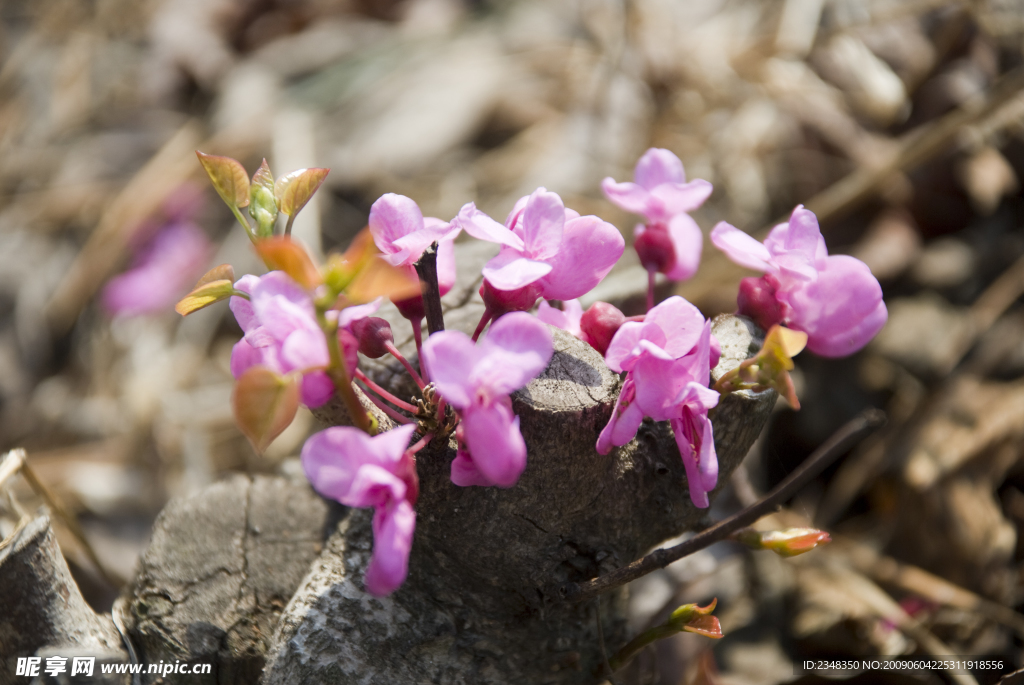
302,424,418,596
229,272,380,408
536,299,584,339
420,312,554,487
602,148,712,281
710,205,887,357
457,188,624,315
597,296,720,507
102,221,212,316
368,193,459,320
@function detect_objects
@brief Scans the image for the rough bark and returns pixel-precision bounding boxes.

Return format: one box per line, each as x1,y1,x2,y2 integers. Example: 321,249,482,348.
0,516,126,685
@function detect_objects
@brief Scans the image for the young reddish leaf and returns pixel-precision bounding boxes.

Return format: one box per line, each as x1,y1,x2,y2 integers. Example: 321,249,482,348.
196,151,250,208
255,237,322,290
193,264,235,289
232,367,300,453
344,256,420,305
681,615,723,639
275,168,329,217
175,279,235,316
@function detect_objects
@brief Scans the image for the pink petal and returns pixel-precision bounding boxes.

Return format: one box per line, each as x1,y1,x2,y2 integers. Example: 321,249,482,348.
601,178,651,216
436,236,457,296
365,499,415,596
482,249,552,290
765,205,828,268
632,355,688,420
301,424,416,507
611,398,644,447
300,371,334,408
450,450,493,487
644,296,705,359
663,213,703,281
420,330,481,409
710,222,774,272
230,338,264,379
338,297,383,331
281,328,330,372
695,413,718,493
536,215,625,301
649,179,713,217
230,275,261,332
536,299,583,338
634,148,685,189
603,321,656,373
390,218,460,264
456,202,524,250
476,312,554,395
671,416,709,508
461,404,527,487
251,272,318,341
369,193,424,256
521,188,565,261
786,255,887,357
598,378,639,454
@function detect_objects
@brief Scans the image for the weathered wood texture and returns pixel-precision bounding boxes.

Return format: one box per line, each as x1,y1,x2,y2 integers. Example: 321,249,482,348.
0,516,126,685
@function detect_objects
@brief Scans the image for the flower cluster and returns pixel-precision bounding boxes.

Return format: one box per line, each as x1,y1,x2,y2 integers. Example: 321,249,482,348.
597,297,722,507
173,145,888,597
711,206,887,357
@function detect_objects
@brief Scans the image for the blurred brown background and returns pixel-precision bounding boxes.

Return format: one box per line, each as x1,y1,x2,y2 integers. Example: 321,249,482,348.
2,0,1024,683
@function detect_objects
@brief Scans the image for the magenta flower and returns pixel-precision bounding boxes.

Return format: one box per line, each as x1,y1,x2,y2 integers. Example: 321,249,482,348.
457,188,624,315
710,205,887,357
597,297,720,507
103,221,212,316
229,272,380,408
536,299,584,339
420,312,554,487
368,193,459,320
302,424,419,596
602,148,712,282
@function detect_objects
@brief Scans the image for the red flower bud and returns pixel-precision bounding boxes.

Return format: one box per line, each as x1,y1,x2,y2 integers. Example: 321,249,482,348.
480,280,541,318
736,276,783,331
350,316,394,359
580,302,626,356
634,224,676,274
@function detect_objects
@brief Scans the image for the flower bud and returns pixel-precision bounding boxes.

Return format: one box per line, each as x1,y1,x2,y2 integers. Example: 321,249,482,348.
736,276,783,332
734,527,831,557
351,316,394,359
580,302,626,356
392,294,424,322
480,280,541,318
634,224,676,274
249,159,279,238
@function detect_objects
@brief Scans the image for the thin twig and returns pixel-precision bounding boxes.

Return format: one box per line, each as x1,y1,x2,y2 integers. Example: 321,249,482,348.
559,409,886,604
0,448,25,490
594,596,621,685
414,242,445,337
15,453,126,589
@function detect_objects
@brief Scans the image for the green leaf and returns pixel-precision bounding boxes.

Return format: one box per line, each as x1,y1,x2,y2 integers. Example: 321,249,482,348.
275,167,329,217
232,367,300,453
196,151,250,208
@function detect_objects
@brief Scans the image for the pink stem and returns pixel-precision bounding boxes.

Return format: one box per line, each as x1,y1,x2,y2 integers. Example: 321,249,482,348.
384,341,425,389
408,432,435,455
647,269,656,313
436,397,447,424
471,308,493,342
354,369,418,413
360,387,413,424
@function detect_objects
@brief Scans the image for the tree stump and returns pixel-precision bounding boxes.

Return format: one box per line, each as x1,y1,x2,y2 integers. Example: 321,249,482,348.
113,314,774,684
